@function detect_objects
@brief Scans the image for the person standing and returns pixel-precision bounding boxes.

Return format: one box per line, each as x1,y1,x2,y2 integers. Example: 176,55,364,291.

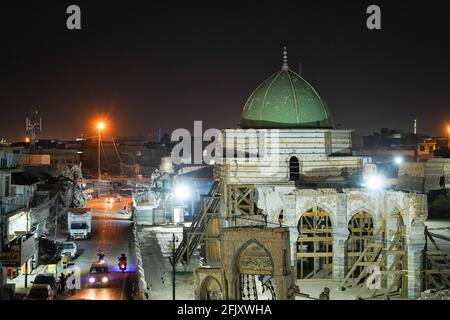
69,271,76,296
278,209,284,227
439,175,446,189
319,287,330,300
59,273,67,295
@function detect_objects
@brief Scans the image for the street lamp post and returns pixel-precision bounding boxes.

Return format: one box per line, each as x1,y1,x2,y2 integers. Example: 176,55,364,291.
97,121,105,196
169,233,178,300
447,125,450,149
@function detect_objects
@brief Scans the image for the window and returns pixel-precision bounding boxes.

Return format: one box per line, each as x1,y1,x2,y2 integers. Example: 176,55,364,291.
5,176,10,197
289,157,300,181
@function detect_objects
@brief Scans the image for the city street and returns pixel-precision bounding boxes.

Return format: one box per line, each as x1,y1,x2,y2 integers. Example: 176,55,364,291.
62,197,135,300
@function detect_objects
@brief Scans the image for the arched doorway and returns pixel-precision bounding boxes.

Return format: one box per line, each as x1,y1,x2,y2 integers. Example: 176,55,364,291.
289,156,300,181
200,276,223,300
347,212,375,277
237,241,276,300
297,207,333,279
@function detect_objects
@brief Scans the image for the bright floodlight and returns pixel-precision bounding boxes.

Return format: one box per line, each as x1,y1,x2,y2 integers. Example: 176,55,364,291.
97,121,105,130
365,175,384,190
394,156,403,165
174,184,190,200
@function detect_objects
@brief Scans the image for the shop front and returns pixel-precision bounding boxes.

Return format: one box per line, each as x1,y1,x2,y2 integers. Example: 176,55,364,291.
2,233,36,283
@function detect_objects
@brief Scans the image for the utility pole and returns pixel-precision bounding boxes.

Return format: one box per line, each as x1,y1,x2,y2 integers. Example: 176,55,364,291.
98,127,101,182
23,236,28,289
169,233,178,300
54,193,58,244
96,122,105,197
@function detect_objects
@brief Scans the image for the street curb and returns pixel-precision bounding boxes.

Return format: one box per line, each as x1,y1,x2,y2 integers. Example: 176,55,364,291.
131,220,149,300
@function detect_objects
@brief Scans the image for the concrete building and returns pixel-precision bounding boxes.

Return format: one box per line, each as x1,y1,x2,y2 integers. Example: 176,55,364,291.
1,147,55,298
0,148,31,297
176,51,439,300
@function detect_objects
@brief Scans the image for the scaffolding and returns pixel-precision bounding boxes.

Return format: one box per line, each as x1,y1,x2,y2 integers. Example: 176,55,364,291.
297,208,333,279
347,212,375,278
227,184,256,216
173,181,221,265
341,213,407,299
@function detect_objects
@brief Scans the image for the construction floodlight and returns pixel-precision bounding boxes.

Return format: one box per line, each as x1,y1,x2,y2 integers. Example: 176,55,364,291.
174,184,190,201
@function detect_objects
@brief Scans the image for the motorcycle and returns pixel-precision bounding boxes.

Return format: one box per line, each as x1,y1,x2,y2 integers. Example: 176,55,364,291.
118,260,127,272
118,256,127,272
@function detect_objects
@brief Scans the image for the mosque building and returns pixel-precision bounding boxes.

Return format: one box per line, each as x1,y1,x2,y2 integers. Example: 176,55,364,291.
176,49,440,300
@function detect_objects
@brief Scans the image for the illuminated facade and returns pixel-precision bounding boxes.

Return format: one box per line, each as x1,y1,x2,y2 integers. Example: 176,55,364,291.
190,51,438,300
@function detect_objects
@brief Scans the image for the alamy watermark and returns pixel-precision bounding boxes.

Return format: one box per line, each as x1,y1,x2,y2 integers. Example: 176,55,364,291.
366,5,381,30
170,121,281,176
66,5,81,30
66,265,82,290
366,265,382,290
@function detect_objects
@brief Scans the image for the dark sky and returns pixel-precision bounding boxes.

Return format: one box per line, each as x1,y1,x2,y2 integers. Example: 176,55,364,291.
1,1,449,142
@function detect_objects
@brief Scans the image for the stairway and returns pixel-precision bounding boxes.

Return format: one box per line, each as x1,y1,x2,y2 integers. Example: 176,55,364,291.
340,242,384,290
341,227,406,299
173,181,221,264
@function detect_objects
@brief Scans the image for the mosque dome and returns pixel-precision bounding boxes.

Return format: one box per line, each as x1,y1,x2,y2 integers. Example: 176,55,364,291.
240,48,334,129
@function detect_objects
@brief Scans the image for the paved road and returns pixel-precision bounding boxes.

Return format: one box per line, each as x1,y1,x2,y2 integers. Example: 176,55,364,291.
63,197,136,300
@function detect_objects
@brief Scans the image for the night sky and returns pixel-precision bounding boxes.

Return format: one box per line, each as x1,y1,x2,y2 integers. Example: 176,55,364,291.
1,1,449,142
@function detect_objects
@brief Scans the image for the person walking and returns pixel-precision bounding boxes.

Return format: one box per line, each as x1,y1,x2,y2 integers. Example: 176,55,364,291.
59,273,67,295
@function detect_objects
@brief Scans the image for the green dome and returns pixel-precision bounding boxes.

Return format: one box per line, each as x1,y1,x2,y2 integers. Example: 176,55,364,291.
240,63,334,129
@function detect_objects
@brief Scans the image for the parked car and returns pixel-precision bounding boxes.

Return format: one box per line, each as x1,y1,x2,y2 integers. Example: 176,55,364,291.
87,262,110,287
31,273,60,297
60,241,78,258
25,284,54,300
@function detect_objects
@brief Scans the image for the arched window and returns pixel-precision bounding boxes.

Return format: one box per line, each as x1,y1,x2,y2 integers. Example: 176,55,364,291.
289,156,300,181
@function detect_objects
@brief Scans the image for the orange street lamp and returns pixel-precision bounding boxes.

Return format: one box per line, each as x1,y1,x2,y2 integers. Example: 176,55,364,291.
97,121,106,131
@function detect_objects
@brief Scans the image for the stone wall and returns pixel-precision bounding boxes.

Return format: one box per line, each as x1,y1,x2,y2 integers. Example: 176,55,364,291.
425,158,450,191
216,129,362,185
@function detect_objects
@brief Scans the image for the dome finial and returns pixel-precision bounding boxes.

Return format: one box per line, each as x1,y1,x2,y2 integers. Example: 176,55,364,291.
282,46,289,70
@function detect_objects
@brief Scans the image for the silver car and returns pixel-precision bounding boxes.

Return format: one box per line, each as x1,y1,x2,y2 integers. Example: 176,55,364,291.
87,262,110,287
25,284,54,300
